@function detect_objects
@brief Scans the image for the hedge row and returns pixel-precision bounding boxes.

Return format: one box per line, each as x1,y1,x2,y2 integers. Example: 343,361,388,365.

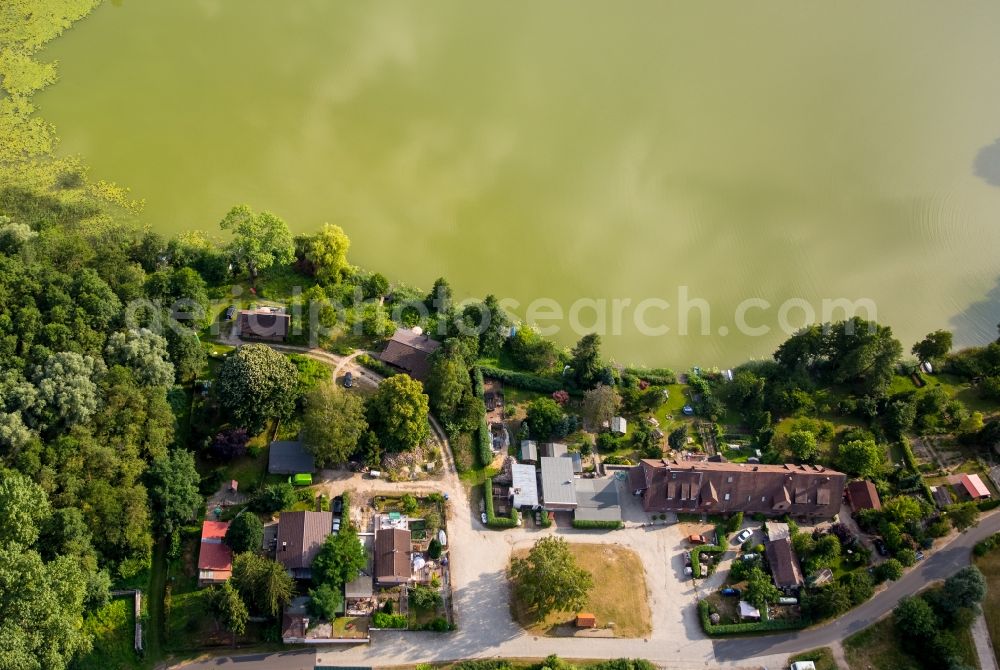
623,366,677,386
691,545,724,579
572,519,623,530
979,499,1000,512
899,438,935,501
478,365,565,393
484,477,519,528
357,353,397,378
697,600,806,636
471,367,493,467
974,532,1000,557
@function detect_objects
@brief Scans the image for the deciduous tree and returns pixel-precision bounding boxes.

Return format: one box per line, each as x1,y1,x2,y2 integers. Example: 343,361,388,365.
787,430,817,462
225,513,264,555
836,439,885,479
581,384,621,431
508,537,593,618
302,382,367,467
311,524,367,588
105,328,175,388
913,330,953,363
231,552,294,617
219,204,295,280
217,344,299,434
305,223,352,284
147,449,202,535
367,374,430,453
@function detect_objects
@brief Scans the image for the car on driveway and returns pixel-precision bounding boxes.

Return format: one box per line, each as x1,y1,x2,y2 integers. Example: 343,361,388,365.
332,496,343,515
790,662,817,670
873,537,889,556
735,528,753,544
683,552,692,567
688,534,710,545
915,550,925,561
720,587,741,597
343,371,353,388
481,512,488,526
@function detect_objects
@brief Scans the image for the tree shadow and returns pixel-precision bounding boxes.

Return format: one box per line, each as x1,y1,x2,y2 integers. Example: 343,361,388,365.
974,138,1000,187
949,274,1000,347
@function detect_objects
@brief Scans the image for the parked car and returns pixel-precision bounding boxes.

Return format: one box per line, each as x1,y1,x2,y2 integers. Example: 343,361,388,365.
736,528,753,543
688,534,710,545
790,662,816,670
332,496,344,515
915,551,925,561
343,371,353,388
872,538,889,556
288,473,313,486
481,512,488,525
778,596,799,605
720,587,741,597
333,518,341,533
683,552,692,567
741,553,759,561
224,306,236,321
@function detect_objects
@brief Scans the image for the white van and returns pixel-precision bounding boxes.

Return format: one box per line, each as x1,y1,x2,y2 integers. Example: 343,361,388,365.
778,596,799,605
368,470,381,479
790,661,816,670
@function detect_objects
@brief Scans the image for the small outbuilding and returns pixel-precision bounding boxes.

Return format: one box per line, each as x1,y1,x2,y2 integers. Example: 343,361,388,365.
510,463,540,509
268,440,316,475
575,613,597,628
237,308,290,342
738,601,761,620
378,328,441,382
197,520,233,586
542,442,568,458
846,480,881,512
611,416,627,435
540,456,577,511
520,440,538,462
959,473,991,500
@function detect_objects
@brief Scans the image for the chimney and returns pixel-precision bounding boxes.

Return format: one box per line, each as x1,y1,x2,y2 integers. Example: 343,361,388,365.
282,541,287,552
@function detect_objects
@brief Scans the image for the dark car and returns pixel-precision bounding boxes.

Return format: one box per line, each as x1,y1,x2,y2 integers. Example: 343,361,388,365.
343,372,353,388
873,538,889,557
332,496,344,515
720,588,741,597
224,306,236,321
683,552,692,567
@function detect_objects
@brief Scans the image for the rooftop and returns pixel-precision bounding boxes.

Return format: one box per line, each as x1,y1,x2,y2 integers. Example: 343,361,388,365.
540,456,577,507
511,463,540,508
847,480,881,511
765,537,804,589
276,511,333,572
268,440,316,474
378,328,441,381
574,477,622,523
374,527,412,584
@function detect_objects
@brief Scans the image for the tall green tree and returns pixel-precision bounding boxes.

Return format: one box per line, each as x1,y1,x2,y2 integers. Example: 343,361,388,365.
31,351,103,431
224,513,264,555
105,328,175,388
311,524,367,588
744,565,780,610
219,204,294,280
836,439,885,479
509,537,592,619
581,384,621,431
147,449,202,535
525,397,565,440
787,430,818,462
305,223,352,284
479,294,510,357
367,374,430,453
301,381,368,467
570,333,603,389
217,344,299,433
164,326,206,383
231,552,294,617
912,330,953,363
0,468,50,547
207,581,249,637
425,277,453,316
506,325,558,372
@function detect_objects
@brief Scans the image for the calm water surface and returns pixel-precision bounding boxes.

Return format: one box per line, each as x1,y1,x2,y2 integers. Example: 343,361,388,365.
37,1,1000,366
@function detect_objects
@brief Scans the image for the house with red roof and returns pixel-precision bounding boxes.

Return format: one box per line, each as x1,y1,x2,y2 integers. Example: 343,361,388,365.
958,473,991,500
198,520,233,586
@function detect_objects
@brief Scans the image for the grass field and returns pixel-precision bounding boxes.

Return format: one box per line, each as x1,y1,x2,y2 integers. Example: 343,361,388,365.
511,543,651,638
976,548,1000,663
790,647,839,670
75,597,147,670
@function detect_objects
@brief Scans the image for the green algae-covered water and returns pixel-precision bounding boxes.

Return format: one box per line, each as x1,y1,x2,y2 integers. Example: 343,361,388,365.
36,1,1000,366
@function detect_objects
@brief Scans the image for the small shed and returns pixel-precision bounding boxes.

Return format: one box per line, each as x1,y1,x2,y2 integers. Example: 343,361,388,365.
520,440,538,462
738,601,761,620
611,416,627,435
575,613,597,628
960,473,991,500
542,442,568,458
846,480,881,511
268,441,316,475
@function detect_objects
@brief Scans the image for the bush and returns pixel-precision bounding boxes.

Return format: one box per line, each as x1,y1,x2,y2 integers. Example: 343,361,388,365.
974,532,1000,557
479,365,565,393
979,499,1000,511
623,366,677,385
371,612,407,629
691,544,725,578
428,538,443,559
572,519,623,530
357,353,397,378
477,412,492,468
251,483,295,514
472,367,485,397
726,512,744,534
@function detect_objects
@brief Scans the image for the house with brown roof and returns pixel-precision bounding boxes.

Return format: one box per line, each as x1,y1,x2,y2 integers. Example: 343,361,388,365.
237,308,290,341
765,537,804,591
378,328,441,382
198,520,233,586
627,458,846,519
374,527,412,586
847,480,881,512
276,511,333,579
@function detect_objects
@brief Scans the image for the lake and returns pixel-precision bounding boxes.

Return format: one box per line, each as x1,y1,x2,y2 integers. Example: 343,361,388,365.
37,0,1000,367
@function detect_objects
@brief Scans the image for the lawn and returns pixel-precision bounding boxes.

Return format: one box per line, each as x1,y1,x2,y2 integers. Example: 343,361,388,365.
75,597,146,670
511,543,651,638
790,647,839,670
976,548,1000,662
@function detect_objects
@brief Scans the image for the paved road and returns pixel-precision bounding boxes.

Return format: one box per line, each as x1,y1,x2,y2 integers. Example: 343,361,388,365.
713,512,1000,661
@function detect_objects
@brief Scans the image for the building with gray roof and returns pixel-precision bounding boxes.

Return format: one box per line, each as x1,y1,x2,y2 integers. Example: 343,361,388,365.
540,456,577,511
268,440,316,474
510,463,540,509
574,478,622,523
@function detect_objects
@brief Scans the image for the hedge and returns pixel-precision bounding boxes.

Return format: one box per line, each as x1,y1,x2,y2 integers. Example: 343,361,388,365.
478,365,565,393
357,353,397,378
974,532,1000,557
483,477,519,528
690,544,725,579
623,366,677,386
697,600,806,636
371,612,408,629
572,519,623,530
979,499,1000,512
899,437,935,502
472,367,493,467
